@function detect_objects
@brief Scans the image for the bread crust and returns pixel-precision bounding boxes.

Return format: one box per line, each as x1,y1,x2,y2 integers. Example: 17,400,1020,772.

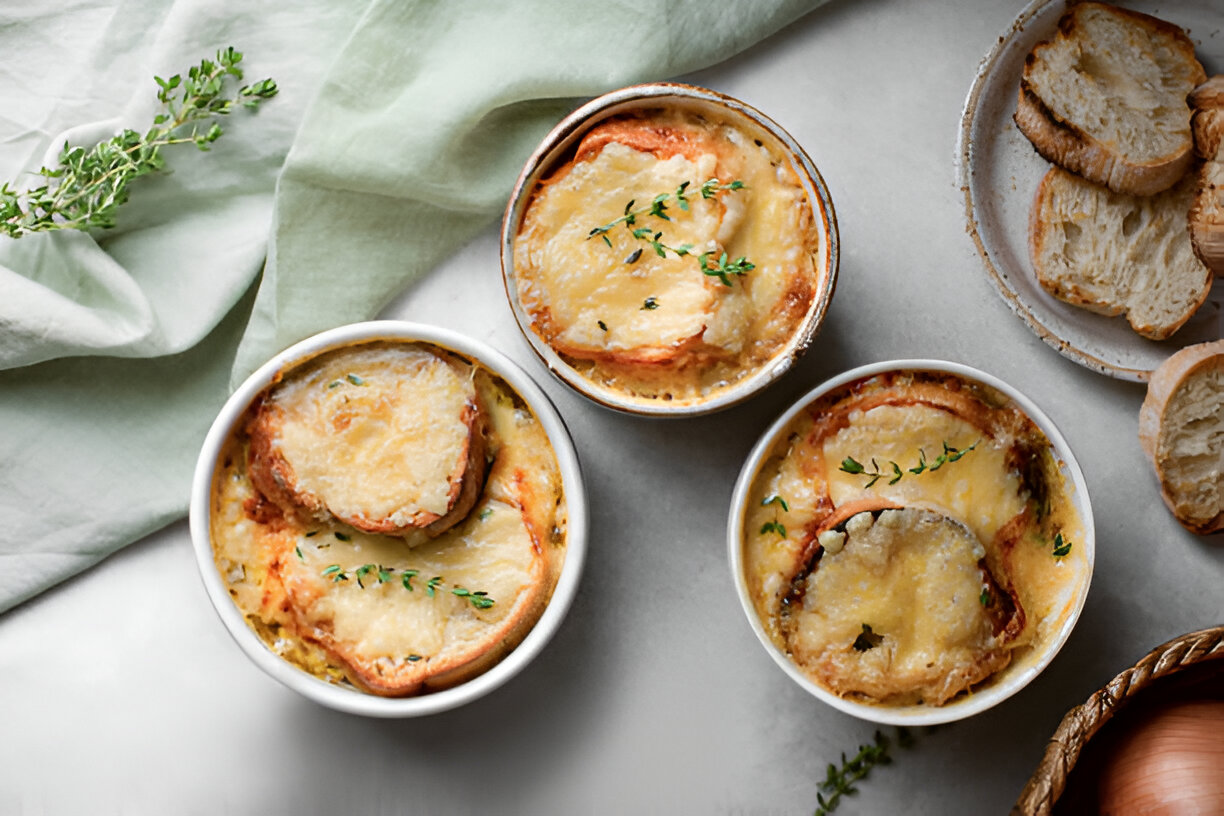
1138,340,1224,535
247,350,488,537
1015,2,1205,196
523,115,732,369
781,506,1025,705
1189,76,1224,274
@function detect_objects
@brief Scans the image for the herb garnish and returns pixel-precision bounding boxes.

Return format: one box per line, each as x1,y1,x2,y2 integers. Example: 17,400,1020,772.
979,588,991,606
814,728,915,815
1052,532,1072,558
840,441,979,488
597,320,608,332
760,521,787,537
1,48,277,239
586,178,755,286
852,623,884,652
641,296,659,310
759,494,789,538
316,564,495,610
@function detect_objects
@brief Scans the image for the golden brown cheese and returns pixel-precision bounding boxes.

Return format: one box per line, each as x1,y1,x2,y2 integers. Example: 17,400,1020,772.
513,108,823,404
786,508,1012,706
247,345,485,536
743,371,1086,707
209,341,567,697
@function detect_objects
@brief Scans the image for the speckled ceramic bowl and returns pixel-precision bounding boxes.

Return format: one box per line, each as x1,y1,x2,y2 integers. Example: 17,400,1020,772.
501,82,838,417
728,359,1094,726
189,321,587,717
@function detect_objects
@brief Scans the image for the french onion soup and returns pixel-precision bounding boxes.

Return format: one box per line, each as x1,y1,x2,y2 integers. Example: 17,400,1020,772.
740,369,1087,708
510,100,834,410
208,340,567,697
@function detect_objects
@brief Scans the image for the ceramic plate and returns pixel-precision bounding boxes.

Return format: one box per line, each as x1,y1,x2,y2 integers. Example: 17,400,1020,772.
957,0,1224,382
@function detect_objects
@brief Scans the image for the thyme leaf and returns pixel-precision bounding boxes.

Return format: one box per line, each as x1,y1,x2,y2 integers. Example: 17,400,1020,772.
762,495,790,512
760,520,787,538
1052,532,1072,558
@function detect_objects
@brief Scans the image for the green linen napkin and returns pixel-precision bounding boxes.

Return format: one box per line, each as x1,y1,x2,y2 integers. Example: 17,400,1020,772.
0,0,830,613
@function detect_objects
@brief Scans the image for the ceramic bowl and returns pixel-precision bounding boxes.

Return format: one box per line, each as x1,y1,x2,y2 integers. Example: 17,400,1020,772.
501,82,838,417
188,321,587,717
727,359,1094,726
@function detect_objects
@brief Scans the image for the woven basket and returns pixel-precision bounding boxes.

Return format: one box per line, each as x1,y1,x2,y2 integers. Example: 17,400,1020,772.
1012,625,1224,816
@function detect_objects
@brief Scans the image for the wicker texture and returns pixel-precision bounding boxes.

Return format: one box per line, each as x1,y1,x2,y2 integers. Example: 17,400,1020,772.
1012,626,1224,816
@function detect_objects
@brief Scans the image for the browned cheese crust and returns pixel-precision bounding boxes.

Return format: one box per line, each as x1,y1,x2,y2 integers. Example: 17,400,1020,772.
247,349,487,537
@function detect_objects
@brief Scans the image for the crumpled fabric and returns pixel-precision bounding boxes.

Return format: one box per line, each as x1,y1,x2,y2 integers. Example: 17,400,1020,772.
0,0,831,613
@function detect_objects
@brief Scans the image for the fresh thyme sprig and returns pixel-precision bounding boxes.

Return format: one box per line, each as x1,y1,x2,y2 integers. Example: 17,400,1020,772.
759,494,789,538
586,178,755,287
588,178,743,241
320,563,495,610
840,440,979,488
1,47,277,239
1051,532,1072,558
814,728,916,815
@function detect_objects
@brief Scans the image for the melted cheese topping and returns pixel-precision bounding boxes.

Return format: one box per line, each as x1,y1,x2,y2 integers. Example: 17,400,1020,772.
823,405,1027,545
285,496,538,663
518,146,722,354
210,343,566,696
266,345,476,524
787,509,999,705
514,109,823,404
742,372,1087,707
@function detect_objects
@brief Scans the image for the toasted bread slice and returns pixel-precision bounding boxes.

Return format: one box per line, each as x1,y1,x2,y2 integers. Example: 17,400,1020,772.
1190,76,1224,273
1138,340,1224,535
279,489,548,696
514,114,744,367
248,343,486,536
780,506,1023,705
1015,2,1205,196
1030,166,1212,340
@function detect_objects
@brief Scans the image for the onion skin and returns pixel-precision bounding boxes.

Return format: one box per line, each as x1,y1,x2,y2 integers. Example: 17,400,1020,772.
1097,700,1224,815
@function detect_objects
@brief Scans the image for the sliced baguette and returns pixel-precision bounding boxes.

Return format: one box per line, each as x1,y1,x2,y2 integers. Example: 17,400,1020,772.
1189,76,1224,273
1015,2,1205,196
1030,166,1213,340
1138,340,1224,535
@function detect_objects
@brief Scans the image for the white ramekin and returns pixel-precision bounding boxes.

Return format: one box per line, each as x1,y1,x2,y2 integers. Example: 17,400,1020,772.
727,359,1094,726
189,321,587,717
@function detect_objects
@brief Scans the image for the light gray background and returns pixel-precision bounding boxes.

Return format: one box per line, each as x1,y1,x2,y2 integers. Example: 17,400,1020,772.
2,1,1221,813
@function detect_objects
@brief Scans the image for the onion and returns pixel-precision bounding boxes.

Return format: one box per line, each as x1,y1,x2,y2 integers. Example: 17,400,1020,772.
1097,699,1224,815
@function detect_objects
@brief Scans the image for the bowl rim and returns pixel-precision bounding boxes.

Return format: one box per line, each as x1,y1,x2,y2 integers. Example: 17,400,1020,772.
188,320,588,717
726,358,1095,726
499,80,840,418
